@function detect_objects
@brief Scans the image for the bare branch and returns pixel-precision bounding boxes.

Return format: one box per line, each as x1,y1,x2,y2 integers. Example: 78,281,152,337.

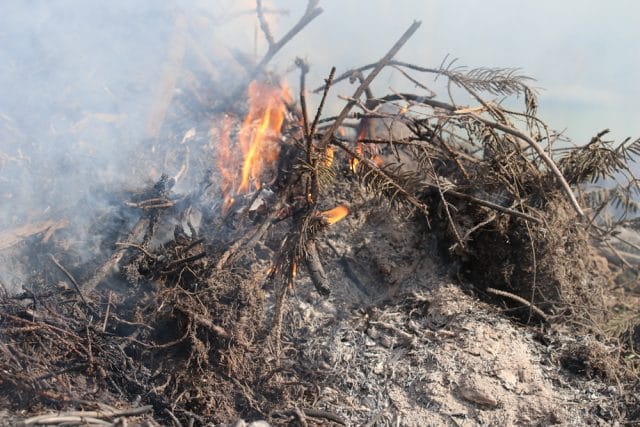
256,0,275,47
317,21,422,151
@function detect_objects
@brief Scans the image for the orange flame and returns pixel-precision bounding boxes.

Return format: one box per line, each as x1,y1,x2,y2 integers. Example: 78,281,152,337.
216,80,290,209
320,205,349,225
217,116,236,213
238,81,290,193
350,126,366,173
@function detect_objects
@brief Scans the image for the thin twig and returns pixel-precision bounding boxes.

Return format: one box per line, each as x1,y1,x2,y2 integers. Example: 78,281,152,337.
594,224,640,253
48,254,88,309
254,0,322,74
162,251,206,271
256,0,275,46
102,291,112,332
225,0,322,105
297,57,311,139
375,93,457,112
602,239,635,269
428,157,465,249
310,67,337,139
21,406,153,424
524,219,539,323
309,66,336,201
486,287,549,323
390,65,436,97
314,60,441,92
456,213,497,249
86,323,94,372
114,242,156,260
20,416,111,425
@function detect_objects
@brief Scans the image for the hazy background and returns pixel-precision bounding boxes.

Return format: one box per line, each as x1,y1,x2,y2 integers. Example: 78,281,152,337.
245,0,640,144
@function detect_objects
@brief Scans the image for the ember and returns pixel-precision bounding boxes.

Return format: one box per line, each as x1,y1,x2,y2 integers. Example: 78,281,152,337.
320,205,349,224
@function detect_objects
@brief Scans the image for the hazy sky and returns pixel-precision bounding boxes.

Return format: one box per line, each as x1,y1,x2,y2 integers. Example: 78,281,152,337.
2,0,638,145
238,0,640,144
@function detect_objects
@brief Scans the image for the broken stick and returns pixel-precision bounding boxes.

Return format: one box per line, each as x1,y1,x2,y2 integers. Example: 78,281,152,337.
305,240,330,296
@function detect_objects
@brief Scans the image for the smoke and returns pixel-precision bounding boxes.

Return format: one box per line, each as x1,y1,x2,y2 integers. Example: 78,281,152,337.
0,2,214,292
0,2,171,211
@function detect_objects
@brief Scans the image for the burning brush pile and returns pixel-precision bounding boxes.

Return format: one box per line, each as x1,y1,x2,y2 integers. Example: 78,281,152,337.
2,2,640,426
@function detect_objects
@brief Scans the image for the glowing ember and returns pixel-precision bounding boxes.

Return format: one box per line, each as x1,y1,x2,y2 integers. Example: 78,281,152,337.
320,205,349,225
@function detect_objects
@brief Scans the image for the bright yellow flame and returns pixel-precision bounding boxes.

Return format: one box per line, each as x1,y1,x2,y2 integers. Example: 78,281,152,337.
320,205,349,225
240,103,273,192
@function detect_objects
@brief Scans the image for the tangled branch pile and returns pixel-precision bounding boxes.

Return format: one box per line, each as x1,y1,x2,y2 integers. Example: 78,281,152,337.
1,8,639,426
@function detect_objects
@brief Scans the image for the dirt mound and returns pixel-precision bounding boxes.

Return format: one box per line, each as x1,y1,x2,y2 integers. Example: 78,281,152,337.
284,199,636,426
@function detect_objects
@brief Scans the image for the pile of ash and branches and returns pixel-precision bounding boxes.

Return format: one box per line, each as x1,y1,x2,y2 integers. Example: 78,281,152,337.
2,5,640,426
